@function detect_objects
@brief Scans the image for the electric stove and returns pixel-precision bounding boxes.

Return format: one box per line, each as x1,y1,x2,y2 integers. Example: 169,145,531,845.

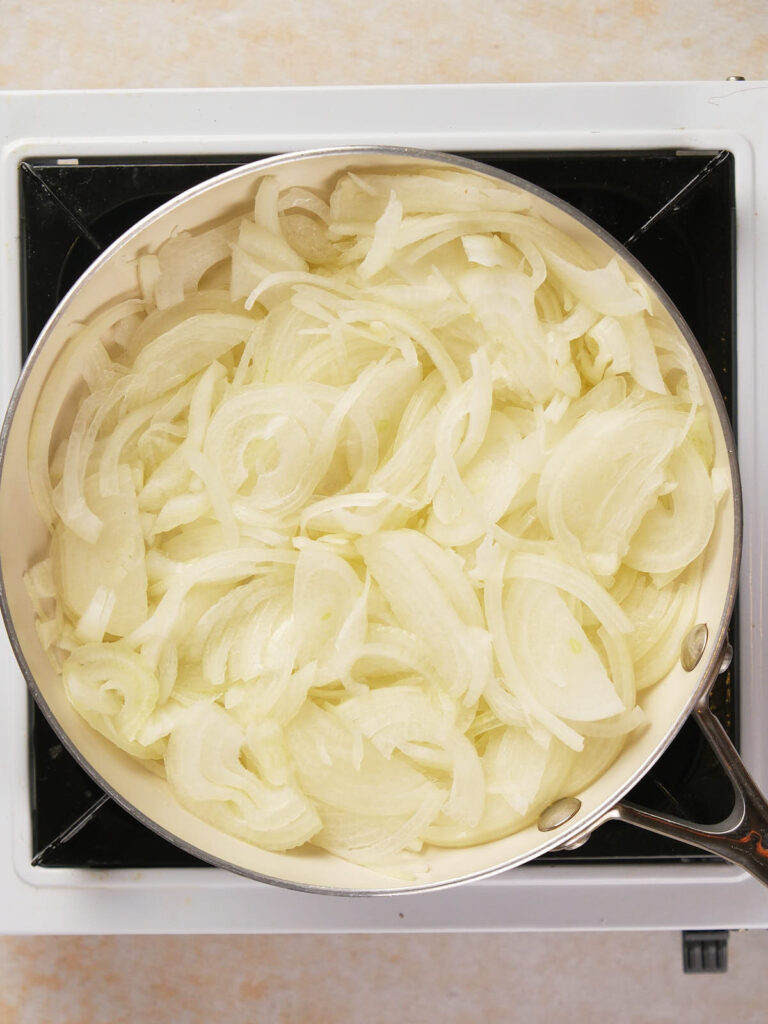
1,83,767,934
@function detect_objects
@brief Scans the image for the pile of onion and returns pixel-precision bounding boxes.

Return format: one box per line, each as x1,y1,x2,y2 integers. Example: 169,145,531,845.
25,166,722,875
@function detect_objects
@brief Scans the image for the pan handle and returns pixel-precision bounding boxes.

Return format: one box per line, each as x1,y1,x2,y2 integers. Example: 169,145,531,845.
609,693,768,887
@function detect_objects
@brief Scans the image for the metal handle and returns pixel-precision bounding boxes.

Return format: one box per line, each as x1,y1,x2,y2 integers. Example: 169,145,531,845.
610,693,768,887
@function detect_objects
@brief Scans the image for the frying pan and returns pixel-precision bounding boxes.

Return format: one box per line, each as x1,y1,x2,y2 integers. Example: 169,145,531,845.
0,147,766,895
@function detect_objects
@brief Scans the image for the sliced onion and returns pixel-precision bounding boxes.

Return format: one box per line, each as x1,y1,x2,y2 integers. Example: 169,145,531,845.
625,441,715,574
29,163,722,874
62,641,160,752
503,578,625,722
53,471,147,636
537,402,689,576
166,702,321,849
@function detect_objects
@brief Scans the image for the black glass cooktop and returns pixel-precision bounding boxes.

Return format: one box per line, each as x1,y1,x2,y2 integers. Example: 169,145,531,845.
19,149,737,869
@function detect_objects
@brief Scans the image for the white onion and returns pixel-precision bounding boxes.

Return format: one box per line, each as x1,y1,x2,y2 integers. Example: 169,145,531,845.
26,164,721,875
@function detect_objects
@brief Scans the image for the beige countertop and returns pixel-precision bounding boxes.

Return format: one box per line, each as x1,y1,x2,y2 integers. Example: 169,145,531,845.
1,931,768,1022
1,1,767,1021
0,0,765,88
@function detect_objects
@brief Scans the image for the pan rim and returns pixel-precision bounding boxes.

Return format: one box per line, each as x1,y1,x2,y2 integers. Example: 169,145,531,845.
0,145,743,895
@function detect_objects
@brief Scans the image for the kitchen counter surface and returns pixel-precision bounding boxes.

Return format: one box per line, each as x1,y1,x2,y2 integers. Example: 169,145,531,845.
1,0,765,87
1,1,767,1021
2,931,768,1023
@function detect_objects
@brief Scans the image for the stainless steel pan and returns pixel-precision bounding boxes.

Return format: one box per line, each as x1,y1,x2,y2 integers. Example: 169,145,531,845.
1,147,765,894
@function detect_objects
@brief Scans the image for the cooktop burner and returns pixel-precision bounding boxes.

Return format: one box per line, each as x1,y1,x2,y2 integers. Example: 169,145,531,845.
19,149,737,869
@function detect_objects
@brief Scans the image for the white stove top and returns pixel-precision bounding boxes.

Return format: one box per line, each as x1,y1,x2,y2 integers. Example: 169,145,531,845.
1,83,767,934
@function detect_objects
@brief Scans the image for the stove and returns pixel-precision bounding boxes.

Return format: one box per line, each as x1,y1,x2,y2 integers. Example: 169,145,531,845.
1,84,767,933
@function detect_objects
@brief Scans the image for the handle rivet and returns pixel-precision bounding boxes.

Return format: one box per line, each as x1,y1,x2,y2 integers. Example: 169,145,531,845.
681,623,708,672
538,796,581,832
718,642,734,675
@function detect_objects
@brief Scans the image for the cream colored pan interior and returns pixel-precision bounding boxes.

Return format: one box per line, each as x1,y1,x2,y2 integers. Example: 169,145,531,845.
0,148,739,894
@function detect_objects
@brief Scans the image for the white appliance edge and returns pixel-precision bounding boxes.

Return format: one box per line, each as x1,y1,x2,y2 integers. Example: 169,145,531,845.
0,83,766,933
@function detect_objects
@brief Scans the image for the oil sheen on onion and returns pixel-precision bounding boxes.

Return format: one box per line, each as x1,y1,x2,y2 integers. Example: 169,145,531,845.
25,167,719,877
